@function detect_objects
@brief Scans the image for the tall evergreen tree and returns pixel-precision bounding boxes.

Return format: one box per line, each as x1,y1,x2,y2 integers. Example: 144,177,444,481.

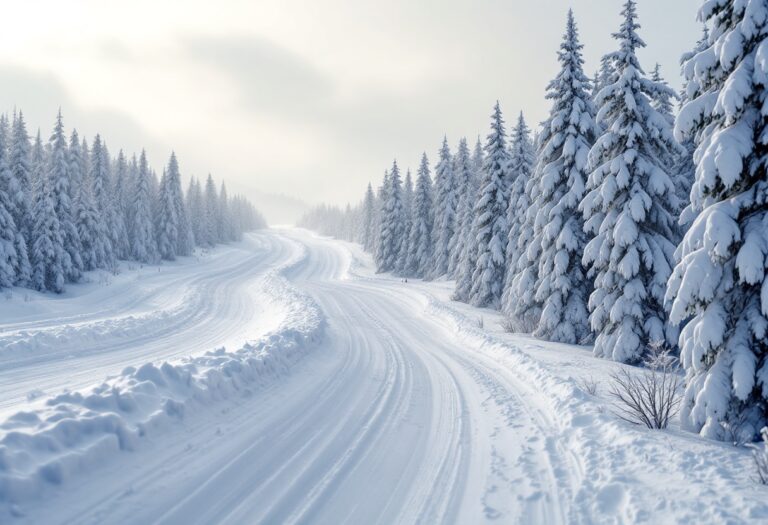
156,168,178,260
0,116,30,285
203,174,219,247
0,128,23,288
453,138,484,302
531,10,596,344
167,153,194,256
112,150,131,259
580,0,680,363
397,169,414,275
89,135,115,268
48,112,82,281
30,133,67,292
9,111,32,241
406,154,434,278
131,150,158,263
219,182,234,242
502,113,538,328
667,0,768,440
432,137,457,277
361,183,376,252
375,160,405,273
448,138,472,278
468,103,511,308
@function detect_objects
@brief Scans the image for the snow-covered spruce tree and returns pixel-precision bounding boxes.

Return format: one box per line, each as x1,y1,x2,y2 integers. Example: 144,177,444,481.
0,131,22,288
448,138,472,278
376,161,405,274
9,111,32,241
667,0,768,440
396,169,414,275
48,112,82,281
676,26,710,230
468,102,511,308
30,133,68,293
432,137,457,278
406,153,434,277
75,148,110,272
361,183,376,252
111,150,131,259
0,116,30,286
166,153,193,256
580,0,680,363
88,135,116,268
373,169,390,268
203,174,218,247
219,182,235,242
530,9,596,344
131,150,158,263
502,113,538,327
453,138,484,302
156,168,178,260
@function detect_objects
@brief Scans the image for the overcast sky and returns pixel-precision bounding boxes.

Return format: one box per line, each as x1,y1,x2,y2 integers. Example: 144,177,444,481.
0,0,700,210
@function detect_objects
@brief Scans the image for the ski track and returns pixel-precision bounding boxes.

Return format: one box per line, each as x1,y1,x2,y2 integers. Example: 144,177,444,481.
0,232,298,417
4,228,767,524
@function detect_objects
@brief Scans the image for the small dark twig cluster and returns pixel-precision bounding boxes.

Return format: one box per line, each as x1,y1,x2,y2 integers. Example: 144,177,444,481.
607,343,681,429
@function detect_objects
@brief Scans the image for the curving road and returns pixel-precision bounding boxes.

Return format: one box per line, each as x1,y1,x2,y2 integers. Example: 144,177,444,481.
0,232,301,417
14,228,573,524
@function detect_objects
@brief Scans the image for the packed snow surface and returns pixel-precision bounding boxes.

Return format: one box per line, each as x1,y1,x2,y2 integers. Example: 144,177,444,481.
1,229,766,524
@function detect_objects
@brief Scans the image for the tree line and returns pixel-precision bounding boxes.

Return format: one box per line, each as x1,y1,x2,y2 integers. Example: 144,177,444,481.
300,0,767,442
0,110,265,294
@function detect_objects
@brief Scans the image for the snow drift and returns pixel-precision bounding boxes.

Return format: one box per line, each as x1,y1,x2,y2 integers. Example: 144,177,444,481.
0,244,325,514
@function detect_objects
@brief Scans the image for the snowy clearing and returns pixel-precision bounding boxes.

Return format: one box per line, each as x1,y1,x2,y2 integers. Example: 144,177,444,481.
1,228,766,524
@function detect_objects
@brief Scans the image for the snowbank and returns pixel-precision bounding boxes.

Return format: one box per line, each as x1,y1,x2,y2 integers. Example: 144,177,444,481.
0,244,325,514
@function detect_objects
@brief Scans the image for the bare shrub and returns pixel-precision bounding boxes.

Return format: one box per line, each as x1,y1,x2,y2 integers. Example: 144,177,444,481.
608,363,681,430
576,376,599,396
751,428,768,485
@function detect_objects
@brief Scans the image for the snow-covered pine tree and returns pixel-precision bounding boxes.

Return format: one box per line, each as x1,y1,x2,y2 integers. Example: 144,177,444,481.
0,114,30,285
361,183,376,252
219,182,234,242
30,132,68,292
432,137,457,278
186,177,203,245
88,135,116,268
156,168,177,260
530,9,596,344
469,102,511,308
397,169,414,275
48,112,82,281
676,26,710,230
667,0,768,440
75,145,110,272
9,111,32,242
0,128,22,288
376,161,405,273
448,138,472,278
373,169,390,268
203,174,218,247
131,150,158,263
167,153,194,256
580,0,680,363
502,113,538,328
406,153,434,278
453,138,484,302
111,150,131,259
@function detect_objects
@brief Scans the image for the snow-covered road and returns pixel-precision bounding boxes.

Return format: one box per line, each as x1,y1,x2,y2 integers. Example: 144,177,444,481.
0,232,296,417
2,229,767,524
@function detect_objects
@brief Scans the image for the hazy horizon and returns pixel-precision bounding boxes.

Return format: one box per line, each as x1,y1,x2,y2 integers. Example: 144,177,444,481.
0,0,700,211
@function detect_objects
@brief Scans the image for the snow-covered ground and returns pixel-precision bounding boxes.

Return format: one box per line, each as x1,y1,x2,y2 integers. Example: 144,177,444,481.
1,228,766,524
